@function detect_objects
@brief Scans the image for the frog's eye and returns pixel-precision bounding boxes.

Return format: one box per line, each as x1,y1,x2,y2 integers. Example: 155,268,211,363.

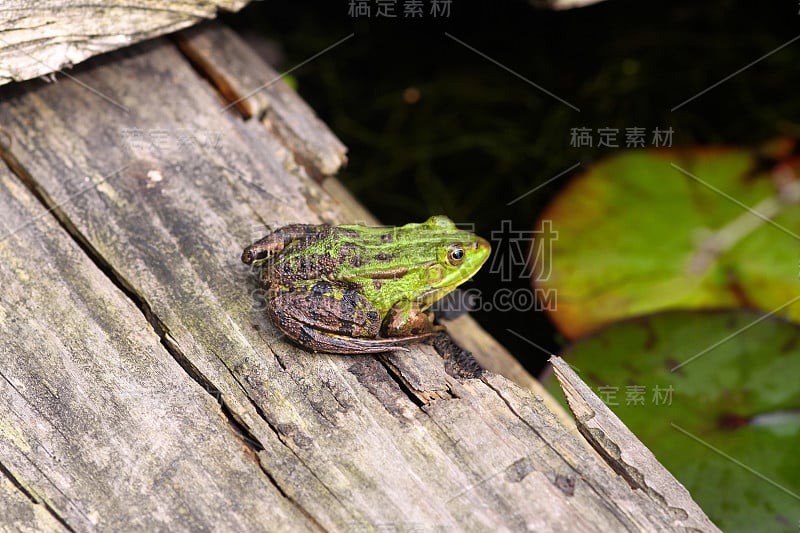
447,243,465,266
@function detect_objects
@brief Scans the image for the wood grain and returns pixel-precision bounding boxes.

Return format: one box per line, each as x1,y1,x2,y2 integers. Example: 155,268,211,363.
0,159,313,531
0,22,720,531
550,356,722,532
0,1,247,86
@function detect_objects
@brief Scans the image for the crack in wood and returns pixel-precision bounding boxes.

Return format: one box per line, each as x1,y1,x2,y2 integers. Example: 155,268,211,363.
173,31,255,120
170,25,346,183
0,140,331,529
214,363,347,532
0,367,71,446
0,459,38,504
548,357,722,531
376,357,431,408
263,115,328,183
477,376,646,527
159,334,265,453
0,451,79,532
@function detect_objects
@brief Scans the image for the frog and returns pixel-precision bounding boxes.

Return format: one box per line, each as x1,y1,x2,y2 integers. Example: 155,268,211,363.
241,215,491,354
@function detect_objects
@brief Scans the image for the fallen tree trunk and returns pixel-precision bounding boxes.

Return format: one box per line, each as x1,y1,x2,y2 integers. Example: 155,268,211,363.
0,21,719,532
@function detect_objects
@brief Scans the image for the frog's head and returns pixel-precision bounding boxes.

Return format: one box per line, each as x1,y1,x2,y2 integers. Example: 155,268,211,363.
412,216,491,308
338,216,491,315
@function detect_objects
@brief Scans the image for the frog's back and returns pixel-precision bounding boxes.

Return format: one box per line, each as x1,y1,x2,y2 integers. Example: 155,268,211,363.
266,226,368,287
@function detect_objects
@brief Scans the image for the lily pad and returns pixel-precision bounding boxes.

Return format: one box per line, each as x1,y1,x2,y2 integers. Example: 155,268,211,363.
534,148,800,339
547,309,800,532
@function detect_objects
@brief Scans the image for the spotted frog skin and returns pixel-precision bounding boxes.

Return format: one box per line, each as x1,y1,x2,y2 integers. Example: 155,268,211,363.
241,216,491,354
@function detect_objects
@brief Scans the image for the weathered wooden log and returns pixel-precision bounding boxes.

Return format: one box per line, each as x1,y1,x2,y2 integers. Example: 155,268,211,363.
0,21,719,532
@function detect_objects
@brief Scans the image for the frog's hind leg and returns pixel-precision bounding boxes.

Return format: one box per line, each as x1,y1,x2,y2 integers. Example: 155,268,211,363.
268,286,432,354
267,287,382,354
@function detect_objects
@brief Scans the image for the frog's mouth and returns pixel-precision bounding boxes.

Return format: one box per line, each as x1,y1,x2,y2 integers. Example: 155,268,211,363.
417,287,449,309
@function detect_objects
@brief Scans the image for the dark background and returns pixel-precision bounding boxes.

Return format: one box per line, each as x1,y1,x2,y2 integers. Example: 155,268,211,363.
225,0,800,375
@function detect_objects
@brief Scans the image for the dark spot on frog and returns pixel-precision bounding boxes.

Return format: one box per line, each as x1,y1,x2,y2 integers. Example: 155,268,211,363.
367,310,379,323
337,243,355,258
372,279,382,291
341,289,359,309
281,254,335,280
309,253,337,275
298,256,316,278
350,255,364,267
380,233,393,243
374,252,396,262
337,290,365,336
337,228,359,238
311,281,333,297
270,307,293,332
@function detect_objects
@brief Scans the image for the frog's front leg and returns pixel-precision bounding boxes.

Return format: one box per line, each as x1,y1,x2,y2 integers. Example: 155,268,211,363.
268,282,424,354
381,300,445,337
241,223,330,265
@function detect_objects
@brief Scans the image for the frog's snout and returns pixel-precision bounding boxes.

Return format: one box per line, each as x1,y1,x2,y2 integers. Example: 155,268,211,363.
475,237,491,255
471,238,492,268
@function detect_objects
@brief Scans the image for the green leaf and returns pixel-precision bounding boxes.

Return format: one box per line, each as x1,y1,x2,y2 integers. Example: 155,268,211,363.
535,148,800,338
547,310,800,532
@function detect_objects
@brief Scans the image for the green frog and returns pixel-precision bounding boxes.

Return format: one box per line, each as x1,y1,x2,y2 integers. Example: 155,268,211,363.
242,216,491,354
